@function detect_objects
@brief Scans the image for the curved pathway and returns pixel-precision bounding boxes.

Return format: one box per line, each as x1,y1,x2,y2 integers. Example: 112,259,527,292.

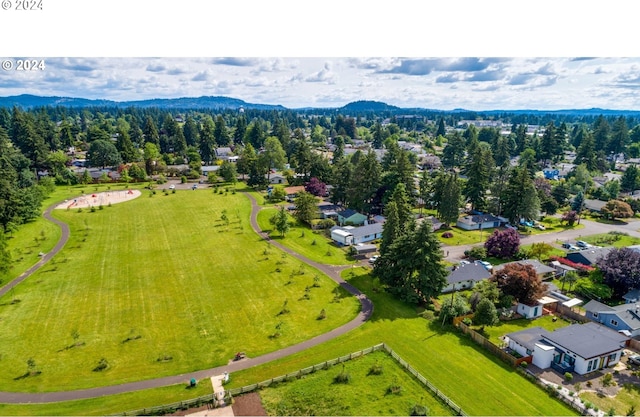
0,193,373,404
0,204,70,299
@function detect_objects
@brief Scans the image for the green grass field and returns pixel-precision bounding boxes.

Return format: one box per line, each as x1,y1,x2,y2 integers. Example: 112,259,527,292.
476,316,571,345
0,188,359,392
0,217,61,290
257,208,352,265
580,232,640,247
225,268,576,417
258,350,455,416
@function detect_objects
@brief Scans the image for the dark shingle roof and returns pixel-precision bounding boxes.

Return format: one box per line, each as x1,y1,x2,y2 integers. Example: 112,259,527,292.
544,322,628,359
446,263,492,285
507,327,552,352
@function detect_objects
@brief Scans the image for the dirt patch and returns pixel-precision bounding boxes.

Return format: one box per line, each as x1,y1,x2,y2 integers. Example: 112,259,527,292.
54,189,141,210
232,392,267,416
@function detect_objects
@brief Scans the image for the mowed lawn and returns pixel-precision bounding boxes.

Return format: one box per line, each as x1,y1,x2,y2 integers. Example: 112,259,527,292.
226,268,576,417
258,350,454,416
257,208,352,265
0,190,360,392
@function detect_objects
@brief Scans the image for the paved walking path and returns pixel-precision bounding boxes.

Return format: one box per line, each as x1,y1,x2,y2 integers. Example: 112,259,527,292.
0,193,373,404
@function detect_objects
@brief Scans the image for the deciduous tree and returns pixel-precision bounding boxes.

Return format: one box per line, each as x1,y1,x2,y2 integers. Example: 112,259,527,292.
484,228,520,259
293,191,318,227
596,247,640,298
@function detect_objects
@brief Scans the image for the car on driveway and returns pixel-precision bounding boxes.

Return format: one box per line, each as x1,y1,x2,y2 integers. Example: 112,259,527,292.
576,240,592,249
629,354,640,366
368,255,379,264
169,184,175,190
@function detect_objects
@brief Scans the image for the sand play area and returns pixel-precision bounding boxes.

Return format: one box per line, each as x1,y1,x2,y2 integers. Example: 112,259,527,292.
55,189,142,210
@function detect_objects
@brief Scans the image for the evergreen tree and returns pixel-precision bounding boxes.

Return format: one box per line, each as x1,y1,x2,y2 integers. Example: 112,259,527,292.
374,220,447,305
434,171,461,225
214,115,231,147
269,206,290,237
233,115,247,145
346,150,381,213
502,166,540,224
293,191,318,226
199,116,216,164
116,125,138,163
237,143,257,181
575,131,597,171
436,118,446,137
463,145,493,211
609,116,629,155
592,115,610,152
330,158,352,206
621,165,639,192
143,116,160,147
441,131,465,169
183,116,200,147
0,227,11,274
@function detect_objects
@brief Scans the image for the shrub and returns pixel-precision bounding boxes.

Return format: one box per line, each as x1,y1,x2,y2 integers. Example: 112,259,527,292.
410,404,429,416
180,175,187,184
317,308,326,320
466,246,487,260
333,365,351,384
92,358,109,372
602,373,614,387
441,231,454,238
368,362,383,375
520,361,528,369
386,383,402,395
564,372,573,381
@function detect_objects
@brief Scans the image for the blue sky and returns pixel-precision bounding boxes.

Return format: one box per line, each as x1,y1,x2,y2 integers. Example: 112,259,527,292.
2,1,640,110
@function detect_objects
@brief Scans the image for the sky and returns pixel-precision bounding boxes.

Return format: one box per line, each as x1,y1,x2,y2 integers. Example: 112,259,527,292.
2,1,640,111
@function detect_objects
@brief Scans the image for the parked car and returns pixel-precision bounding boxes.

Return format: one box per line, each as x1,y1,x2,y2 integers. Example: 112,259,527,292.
169,184,175,190
535,224,546,230
477,260,493,270
368,255,379,264
576,240,592,249
562,242,580,251
628,354,640,366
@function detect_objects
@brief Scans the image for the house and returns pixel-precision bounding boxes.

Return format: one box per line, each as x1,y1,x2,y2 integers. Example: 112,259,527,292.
268,174,286,184
623,288,640,304
456,213,502,231
330,223,383,246
583,299,640,337
566,247,613,266
317,203,341,220
549,260,577,277
215,147,234,161
441,262,492,293
584,199,607,213
493,259,557,280
337,209,367,226
284,186,305,201
419,154,442,170
201,165,220,176
506,322,628,375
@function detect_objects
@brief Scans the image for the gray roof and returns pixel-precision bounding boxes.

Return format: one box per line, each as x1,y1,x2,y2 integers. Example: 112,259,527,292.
615,309,640,331
507,327,552,352
446,263,492,285
584,199,607,211
457,213,501,225
623,288,640,302
349,223,383,239
566,247,613,266
494,259,556,276
544,322,628,359
583,299,615,313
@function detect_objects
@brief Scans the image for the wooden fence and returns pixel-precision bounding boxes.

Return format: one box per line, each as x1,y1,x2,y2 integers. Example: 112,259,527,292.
457,321,519,367
117,343,467,416
555,303,589,323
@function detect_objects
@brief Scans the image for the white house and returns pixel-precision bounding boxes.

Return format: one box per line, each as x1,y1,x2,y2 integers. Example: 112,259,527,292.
330,223,383,246
456,214,502,231
442,262,492,293
506,322,628,375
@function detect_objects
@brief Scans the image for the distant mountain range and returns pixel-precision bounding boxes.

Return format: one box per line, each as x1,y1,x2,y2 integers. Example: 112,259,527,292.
2,94,640,116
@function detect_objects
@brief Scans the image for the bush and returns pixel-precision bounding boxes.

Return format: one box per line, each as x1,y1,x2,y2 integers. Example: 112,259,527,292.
180,175,187,184
333,370,351,384
564,372,573,381
92,358,109,372
466,246,487,260
368,362,383,375
410,404,429,416
441,231,454,238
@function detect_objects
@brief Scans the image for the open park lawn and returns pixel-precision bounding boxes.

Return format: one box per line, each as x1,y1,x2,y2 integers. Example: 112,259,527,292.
258,350,454,416
257,208,352,265
227,268,576,417
0,217,61,289
0,189,359,392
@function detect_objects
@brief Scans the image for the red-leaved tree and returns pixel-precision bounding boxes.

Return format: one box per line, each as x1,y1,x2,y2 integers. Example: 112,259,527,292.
484,228,520,259
491,263,548,306
305,177,327,197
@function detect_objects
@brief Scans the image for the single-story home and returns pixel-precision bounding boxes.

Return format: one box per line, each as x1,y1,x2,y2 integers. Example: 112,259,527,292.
549,260,577,277
330,223,383,246
493,259,556,280
215,147,234,161
317,203,341,220
201,165,220,176
456,214,502,231
506,322,628,375
284,186,305,201
583,299,640,337
584,199,607,213
268,174,286,184
442,262,492,293
337,209,367,226
566,247,613,266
